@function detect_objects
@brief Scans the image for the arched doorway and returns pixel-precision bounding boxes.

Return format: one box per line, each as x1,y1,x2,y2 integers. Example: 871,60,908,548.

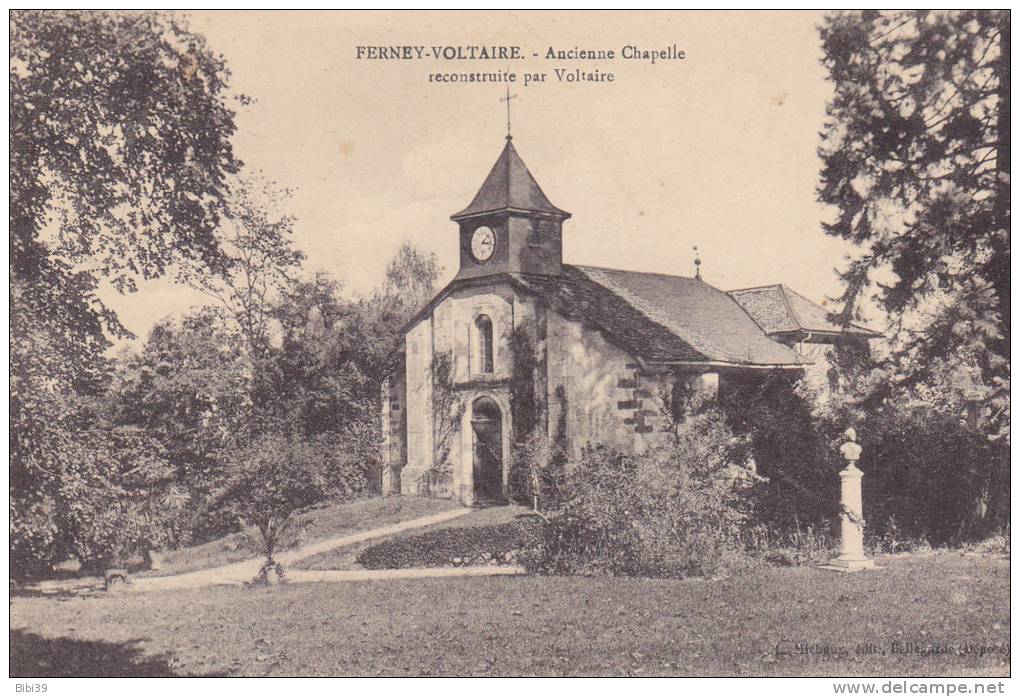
471,397,504,501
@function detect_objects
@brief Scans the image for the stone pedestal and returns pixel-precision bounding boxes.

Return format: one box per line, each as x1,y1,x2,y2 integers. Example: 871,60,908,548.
820,429,877,573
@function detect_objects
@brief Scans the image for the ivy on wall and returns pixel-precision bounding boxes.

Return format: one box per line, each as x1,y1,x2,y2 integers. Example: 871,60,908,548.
508,319,567,511
418,352,464,496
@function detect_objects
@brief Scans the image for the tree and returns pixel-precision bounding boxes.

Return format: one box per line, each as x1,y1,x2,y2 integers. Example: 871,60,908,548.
266,245,441,470
102,309,257,538
181,174,304,359
818,11,1009,438
11,10,241,567
213,431,363,582
11,426,189,579
381,242,442,321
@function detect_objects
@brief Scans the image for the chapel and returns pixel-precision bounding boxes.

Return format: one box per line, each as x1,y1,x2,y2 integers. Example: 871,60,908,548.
380,136,878,505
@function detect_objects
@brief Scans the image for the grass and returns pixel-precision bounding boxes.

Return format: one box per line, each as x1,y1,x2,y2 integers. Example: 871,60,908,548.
11,552,1008,677
138,496,461,577
294,502,531,571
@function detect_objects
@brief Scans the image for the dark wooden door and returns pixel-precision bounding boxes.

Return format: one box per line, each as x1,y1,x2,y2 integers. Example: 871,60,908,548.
472,418,503,501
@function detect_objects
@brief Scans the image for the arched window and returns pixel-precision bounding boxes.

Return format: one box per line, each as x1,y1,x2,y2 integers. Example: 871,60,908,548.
475,315,494,373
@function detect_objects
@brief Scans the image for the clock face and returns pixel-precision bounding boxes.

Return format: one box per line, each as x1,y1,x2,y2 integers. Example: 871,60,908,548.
471,226,496,262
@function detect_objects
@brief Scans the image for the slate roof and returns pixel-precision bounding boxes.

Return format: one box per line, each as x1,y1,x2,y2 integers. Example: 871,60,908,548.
514,266,810,367
451,137,570,221
728,284,881,338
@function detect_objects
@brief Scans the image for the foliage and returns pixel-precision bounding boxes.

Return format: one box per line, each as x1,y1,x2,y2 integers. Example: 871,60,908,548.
181,173,305,358
818,10,1010,439
382,241,442,322
98,309,255,540
718,364,1009,546
507,326,567,511
93,243,441,553
213,431,363,569
12,427,189,578
717,373,843,532
526,409,750,578
835,387,1009,544
418,352,464,497
266,244,441,484
10,9,240,572
104,309,253,452
511,428,567,513
357,518,542,569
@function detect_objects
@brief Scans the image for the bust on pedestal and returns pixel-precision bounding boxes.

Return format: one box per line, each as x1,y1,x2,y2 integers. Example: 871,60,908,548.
821,427,877,573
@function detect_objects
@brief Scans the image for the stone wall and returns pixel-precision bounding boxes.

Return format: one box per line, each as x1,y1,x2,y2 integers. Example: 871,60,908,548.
544,309,672,460
402,317,434,495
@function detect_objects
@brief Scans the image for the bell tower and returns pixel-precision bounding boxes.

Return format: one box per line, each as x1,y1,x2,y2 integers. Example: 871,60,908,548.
451,136,571,280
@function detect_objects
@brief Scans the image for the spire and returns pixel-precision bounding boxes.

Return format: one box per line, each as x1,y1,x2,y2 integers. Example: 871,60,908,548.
451,138,570,221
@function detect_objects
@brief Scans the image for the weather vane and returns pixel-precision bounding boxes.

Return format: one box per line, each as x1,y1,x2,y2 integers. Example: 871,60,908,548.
693,245,702,280
500,85,518,139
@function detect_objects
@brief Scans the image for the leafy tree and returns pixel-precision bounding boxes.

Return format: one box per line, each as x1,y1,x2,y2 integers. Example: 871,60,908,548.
11,10,241,568
214,431,364,582
818,10,1010,438
102,309,256,535
381,241,442,321
717,373,842,533
266,246,441,474
181,174,304,359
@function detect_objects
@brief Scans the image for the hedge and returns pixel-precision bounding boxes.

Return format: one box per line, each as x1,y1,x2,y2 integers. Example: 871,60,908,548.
357,516,544,569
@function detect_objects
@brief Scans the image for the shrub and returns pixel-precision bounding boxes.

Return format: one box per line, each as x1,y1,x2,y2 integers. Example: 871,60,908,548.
509,427,567,512
524,408,752,579
10,428,191,579
853,400,1007,545
357,518,543,569
719,369,1008,548
718,373,841,533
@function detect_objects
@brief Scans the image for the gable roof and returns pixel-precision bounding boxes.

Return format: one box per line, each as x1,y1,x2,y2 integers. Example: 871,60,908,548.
451,137,570,221
727,284,881,339
547,266,809,366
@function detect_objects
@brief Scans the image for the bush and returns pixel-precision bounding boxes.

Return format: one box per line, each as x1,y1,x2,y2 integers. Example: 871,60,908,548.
718,373,842,533
19,430,191,576
719,369,1009,548
854,401,1007,545
357,518,543,569
523,408,752,579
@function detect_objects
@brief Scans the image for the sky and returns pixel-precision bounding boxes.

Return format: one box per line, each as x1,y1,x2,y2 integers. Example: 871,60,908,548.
100,10,867,346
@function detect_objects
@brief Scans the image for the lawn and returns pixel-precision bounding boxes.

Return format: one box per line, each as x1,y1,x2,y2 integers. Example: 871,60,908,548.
138,496,461,577
10,552,1008,677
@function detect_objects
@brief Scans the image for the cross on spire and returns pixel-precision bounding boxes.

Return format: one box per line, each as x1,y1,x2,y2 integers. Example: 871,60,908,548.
500,86,518,139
